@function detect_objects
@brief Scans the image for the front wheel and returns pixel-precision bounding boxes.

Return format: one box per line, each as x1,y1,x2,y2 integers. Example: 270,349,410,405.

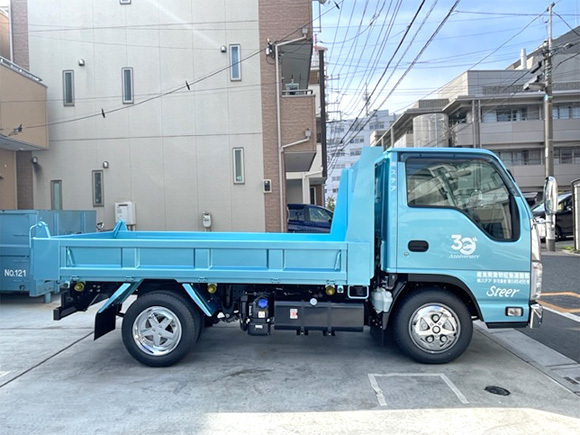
392,289,473,364
122,292,200,367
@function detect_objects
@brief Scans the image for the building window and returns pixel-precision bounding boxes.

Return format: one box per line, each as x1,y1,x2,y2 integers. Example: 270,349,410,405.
230,45,241,81
496,107,527,122
122,67,134,103
233,148,244,183
497,149,543,166
51,180,63,210
553,103,580,119
558,147,574,164
369,122,385,129
92,170,104,207
350,148,362,156
63,70,74,106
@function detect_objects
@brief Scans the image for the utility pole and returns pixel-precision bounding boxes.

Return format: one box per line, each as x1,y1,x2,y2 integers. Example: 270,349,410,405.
544,2,556,252
319,47,328,179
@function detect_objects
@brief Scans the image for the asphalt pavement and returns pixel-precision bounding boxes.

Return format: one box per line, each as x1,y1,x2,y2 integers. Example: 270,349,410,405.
1,293,579,435
520,248,580,364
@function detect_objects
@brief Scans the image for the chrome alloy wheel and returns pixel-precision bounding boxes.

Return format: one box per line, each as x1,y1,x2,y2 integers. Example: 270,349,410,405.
132,306,183,356
408,304,460,353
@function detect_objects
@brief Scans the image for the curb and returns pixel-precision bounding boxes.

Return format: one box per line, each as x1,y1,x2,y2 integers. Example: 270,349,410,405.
475,322,580,396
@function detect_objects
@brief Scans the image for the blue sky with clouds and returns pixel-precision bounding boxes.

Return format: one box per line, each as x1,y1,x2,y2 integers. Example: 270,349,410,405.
313,0,579,120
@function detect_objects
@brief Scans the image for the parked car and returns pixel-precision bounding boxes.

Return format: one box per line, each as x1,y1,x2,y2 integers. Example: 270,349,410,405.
287,204,333,233
532,192,574,240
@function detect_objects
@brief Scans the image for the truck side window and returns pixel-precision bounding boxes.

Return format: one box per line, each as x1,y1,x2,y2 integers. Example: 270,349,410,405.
406,158,518,241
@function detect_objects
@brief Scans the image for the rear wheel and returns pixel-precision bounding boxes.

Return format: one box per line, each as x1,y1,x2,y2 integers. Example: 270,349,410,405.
392,289,472,364
122,292,200,367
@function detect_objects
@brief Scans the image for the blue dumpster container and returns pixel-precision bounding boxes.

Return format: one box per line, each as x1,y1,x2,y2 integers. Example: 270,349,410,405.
0,210,96,301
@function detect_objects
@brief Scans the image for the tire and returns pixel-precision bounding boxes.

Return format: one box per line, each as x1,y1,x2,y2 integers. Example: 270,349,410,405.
555,226,563,241
122,292,200,367
392,289,473,364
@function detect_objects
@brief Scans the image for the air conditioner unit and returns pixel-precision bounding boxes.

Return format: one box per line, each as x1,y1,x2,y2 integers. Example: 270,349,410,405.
115,201,136,225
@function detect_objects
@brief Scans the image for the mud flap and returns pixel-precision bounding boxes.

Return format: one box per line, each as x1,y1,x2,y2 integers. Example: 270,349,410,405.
94,305,120,340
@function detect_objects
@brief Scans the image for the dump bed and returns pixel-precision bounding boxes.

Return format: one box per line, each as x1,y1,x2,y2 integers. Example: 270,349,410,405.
32,148,384,287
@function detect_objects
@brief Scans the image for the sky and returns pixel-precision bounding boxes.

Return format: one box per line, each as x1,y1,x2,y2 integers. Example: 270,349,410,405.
313,0,580,122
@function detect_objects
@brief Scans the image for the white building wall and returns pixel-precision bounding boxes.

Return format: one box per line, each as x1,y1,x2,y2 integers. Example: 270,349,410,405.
27,0,265,231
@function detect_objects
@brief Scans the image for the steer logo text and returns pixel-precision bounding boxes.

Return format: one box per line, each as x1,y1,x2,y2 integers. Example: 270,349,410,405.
450,234,479,259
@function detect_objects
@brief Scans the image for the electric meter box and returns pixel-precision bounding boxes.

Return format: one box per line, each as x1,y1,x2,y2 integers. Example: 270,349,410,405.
115,202,136,225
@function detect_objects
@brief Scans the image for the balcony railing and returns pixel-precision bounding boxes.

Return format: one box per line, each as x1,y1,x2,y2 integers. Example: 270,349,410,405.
282,87,313,97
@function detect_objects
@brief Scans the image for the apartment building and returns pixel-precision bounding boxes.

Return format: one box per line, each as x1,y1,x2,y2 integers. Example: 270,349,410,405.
375,27,580,198
325,109,395,199
5,0,318,231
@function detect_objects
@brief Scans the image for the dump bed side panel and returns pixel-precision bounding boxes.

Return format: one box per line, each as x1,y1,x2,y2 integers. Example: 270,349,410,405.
33,235,350,285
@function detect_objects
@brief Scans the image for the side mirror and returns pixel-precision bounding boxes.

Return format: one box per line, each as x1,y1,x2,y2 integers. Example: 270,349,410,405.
543,176,558,216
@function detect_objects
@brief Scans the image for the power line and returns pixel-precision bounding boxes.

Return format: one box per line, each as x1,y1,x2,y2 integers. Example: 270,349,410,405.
19,2,343,132
553,11,580,37
27,20,259,33
331,0,460,170
331,0,425,159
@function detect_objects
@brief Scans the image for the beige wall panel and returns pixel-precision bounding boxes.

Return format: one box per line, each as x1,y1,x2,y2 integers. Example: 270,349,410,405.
0,149,16,209
0,66,48,148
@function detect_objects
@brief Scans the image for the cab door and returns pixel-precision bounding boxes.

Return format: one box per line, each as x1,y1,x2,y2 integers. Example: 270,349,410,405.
395,153,531,323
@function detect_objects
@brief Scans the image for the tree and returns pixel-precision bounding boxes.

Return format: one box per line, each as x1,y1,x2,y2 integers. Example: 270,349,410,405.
326,196,335,212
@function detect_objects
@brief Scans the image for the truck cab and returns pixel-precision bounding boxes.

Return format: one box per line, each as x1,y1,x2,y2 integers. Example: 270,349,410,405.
370,149,542,363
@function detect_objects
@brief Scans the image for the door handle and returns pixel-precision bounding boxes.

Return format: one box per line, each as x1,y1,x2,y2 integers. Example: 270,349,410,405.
408,240,429,252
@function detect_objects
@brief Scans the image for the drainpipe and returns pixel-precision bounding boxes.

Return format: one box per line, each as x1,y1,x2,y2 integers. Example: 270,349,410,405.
275,36,307,231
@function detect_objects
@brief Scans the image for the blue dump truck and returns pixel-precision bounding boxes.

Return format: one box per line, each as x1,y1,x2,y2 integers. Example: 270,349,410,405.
1,210,96,302
31,148,543,367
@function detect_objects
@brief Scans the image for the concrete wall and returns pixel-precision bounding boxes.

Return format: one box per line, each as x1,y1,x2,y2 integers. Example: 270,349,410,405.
26,0,266,231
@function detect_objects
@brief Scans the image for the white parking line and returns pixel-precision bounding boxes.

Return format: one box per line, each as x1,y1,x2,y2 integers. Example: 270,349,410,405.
543,306,580,323
367,373,469,406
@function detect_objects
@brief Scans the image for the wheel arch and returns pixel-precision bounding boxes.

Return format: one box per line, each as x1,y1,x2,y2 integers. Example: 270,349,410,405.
390,274,482,323
136,280,210,317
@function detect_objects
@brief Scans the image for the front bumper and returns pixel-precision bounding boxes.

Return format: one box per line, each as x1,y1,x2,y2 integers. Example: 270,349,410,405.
529,303,543,329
